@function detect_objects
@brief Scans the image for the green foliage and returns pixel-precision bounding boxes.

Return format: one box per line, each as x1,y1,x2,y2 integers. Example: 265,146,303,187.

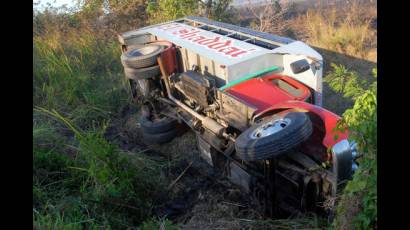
33,29,129,129
75,0,149,32
207,0,235,22
332,67,377,229
324,63,368,100
146,0,235,24
33,13,170,227
147,0,198,23
138,217,180,230
33,108,169,228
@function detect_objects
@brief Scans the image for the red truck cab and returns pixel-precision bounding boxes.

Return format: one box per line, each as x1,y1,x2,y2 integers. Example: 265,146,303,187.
225,74,312,113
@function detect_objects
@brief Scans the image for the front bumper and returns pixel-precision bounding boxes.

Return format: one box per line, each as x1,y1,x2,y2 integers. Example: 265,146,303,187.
331,139,359,191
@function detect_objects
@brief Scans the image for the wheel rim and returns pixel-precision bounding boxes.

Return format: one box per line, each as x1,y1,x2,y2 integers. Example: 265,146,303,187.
250,118,291,139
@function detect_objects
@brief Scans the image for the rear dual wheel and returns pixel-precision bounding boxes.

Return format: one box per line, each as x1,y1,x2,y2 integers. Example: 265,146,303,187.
142,128,178,145
139,110,182,145
121,45,163,69
121,44,164,101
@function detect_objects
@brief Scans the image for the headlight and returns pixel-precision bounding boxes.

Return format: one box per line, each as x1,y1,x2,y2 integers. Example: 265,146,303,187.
350,141,359,172
332,139,357,190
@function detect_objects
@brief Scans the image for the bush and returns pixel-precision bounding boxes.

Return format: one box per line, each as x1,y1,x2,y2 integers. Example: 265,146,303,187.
329,67,377,229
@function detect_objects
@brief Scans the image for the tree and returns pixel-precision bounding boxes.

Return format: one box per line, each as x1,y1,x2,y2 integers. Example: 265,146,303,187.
146,0,235,23
146,0,198,23
246,0,291,35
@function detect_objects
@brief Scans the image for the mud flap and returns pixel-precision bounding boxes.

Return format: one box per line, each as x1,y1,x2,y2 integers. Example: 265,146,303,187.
196,134,214,166
227,162,252,193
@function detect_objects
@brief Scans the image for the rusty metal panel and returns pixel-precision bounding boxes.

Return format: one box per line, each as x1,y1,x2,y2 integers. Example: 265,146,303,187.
218,90,257,131
180,71,210,107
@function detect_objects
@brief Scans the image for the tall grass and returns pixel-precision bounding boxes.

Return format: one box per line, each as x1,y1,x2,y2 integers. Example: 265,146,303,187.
33,17,175,228
33,28,129,129
33,108,170,229
291,1,376,62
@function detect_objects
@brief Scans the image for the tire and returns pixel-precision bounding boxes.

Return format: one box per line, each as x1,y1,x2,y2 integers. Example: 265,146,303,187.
139,113,178,134
235,112,312,161
143,128,178,145
119,32,151,46
126,44,143,52
148,40,172,49
127,40,170,52
121,45,164,69
124,65,160,80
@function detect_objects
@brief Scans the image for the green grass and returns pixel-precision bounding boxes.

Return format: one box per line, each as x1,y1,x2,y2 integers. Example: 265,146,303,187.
33,109,170,228
33,31,129,129
33,3,376,228
33,107,172,229
33,25,178,228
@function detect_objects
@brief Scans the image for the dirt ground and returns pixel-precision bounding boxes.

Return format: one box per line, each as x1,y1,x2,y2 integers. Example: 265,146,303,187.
105,105,327,229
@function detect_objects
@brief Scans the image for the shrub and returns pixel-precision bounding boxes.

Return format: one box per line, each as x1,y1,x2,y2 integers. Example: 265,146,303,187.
330,67,377,229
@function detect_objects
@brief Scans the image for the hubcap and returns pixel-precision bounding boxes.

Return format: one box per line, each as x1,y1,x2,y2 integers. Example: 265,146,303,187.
250,118,291,139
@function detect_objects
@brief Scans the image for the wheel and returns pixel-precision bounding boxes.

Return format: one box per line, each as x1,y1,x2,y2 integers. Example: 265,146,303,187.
120,45,164,69
139,112,178,134
123,65,160,80
148,41,177,75
147,40,173,49
142,128,178,145
120,32,151,48
235,112,313,161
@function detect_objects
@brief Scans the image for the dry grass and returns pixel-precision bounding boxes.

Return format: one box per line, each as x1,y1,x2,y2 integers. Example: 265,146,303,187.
279,0,378,115
290,1,376,62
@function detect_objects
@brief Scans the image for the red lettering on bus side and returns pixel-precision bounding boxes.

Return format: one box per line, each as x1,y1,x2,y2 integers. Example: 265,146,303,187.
230,50,248,57
208,40,232,49
218,47,241,55
159,24,257,58
179,30,200,39
181,32,200,39
198,37,221,45
164,24,181,31
173,28,187,35
191,36,207,42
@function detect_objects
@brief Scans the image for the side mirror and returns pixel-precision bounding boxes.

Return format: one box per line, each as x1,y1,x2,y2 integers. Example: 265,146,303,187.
290,59,311,74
